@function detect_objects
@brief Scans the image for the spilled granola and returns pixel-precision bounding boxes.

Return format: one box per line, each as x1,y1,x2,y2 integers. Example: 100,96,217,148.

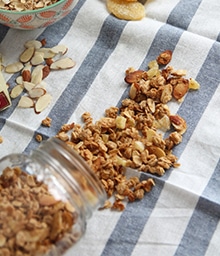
55,50,200,211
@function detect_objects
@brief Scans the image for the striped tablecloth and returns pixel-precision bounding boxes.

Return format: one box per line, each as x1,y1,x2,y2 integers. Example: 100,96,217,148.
1,0,220,255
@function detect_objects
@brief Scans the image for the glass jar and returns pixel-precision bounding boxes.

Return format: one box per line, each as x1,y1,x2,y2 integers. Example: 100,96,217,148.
0,137,107,255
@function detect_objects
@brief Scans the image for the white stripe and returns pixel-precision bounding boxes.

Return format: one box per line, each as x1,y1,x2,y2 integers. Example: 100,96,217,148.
132,183,198,256
168,84,220,194
145,0,181,23
188,0,220,40
65,210,123,256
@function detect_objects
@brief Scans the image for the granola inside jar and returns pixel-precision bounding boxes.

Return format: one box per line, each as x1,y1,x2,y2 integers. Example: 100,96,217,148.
0,138,107,255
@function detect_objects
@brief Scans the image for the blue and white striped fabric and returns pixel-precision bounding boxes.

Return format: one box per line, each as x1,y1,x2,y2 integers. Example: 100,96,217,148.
1,0,220,255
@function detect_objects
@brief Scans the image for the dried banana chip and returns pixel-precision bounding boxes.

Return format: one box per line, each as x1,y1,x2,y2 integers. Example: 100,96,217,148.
107,0,145,21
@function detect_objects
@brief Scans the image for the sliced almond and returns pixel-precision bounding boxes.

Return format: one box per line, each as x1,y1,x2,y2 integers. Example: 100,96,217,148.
42,65,50,79
35,80,47,89
31,65,43,85
28,87,46,99
22,69,31,82
19,46,35,63
31,52,45,66
23,81,35,91
50,45,68,55
35,93,52,113
5,62,24,73
24,40,42,49
39,194,58,206
37,48,56,59
18,96,34,108
10,84,24,98
147,145,166,158
16,76,23,84
50,57,76,70
22,62,32,72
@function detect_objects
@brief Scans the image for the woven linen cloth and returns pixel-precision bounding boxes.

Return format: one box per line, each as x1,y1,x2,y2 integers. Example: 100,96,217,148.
1,0,220,255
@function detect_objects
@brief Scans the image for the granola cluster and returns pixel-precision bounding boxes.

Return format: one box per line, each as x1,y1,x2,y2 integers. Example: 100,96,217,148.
0,166,77,255
55,50,200,211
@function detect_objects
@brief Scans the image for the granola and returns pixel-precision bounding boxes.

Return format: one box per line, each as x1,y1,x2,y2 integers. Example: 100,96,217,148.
0,166,76,255
0,0,59,11
55,51,199,211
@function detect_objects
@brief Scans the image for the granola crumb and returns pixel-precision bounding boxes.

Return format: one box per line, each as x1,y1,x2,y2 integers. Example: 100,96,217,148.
35,134,43,142
41,116,52,127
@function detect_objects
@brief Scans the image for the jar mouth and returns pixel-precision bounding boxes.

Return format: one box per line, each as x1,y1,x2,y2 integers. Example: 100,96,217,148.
33,137,107,218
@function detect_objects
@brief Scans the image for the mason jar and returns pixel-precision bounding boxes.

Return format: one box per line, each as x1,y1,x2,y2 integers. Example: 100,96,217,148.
0,137,107,255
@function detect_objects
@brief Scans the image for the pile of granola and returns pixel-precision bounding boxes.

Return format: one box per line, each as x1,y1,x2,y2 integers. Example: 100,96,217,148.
55,50,200,211
0,166,77,255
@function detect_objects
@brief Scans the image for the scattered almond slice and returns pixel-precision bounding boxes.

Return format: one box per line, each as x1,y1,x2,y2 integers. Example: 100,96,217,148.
24,40,42,49
19,46,35,63
31,52,45,66
37,48,56,59
147,145,166,158
16,76,23,84
10,84,24,99
1,39,76,113
28,87,46,99
22,69,31,82
18,96,34,108
50,57,76,70
50,45,68,55
31,65,43,85
5,61,24,73
35,80,47,89
35,93,52,113
22,62,32,72
23,81,36,91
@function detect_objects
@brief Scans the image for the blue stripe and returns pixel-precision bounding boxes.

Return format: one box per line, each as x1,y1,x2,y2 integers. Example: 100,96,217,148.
24,15,127,153
102,176,166,256
167,0,202,30
217,32,220,42
174,159,220,254
101,13,220,256
0,25,9,43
